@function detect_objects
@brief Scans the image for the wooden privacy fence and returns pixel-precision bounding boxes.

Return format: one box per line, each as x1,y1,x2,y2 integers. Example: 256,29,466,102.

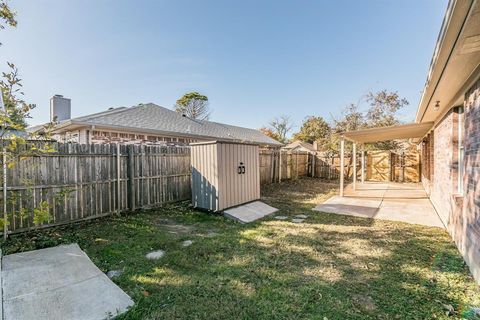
367,150,420,182
1,143,191,234
1,143,420,234
259,150,354,184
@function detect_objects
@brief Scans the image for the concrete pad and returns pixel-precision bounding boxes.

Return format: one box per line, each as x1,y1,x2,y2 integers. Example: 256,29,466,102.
314,182,444,228
224,201,278,223
377,198,444,227
323,196,382,208
2,244,133,320
313,196,381,218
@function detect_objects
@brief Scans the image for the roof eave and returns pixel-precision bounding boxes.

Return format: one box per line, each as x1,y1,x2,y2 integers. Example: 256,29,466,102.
52,121,282,147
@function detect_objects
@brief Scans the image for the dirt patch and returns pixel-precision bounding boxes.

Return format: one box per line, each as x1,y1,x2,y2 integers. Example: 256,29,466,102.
155,218,195,235
352,294,377,313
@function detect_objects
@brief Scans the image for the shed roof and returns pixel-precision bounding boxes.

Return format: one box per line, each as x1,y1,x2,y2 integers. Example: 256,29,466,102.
342,122,434,143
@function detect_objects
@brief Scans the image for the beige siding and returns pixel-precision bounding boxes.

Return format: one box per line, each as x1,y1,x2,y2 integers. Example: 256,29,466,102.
191,141,259,211
191,142,219,211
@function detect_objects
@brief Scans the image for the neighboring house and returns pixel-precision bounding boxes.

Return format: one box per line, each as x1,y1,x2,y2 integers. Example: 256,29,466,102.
416,0,480,283
28,95,282,148
282,140,317,153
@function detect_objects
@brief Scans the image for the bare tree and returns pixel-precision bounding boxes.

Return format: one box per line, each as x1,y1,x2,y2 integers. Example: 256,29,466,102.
267,115,293,144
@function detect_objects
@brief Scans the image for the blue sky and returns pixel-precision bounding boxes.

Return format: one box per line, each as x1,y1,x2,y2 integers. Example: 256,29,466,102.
0,0,447,133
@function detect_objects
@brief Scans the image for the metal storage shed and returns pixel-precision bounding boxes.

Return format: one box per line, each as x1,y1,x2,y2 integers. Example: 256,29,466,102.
191,141,260,212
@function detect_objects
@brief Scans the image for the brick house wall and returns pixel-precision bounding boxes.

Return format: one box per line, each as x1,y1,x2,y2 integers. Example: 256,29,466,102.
54,128,201,146
423,77,480,283
420,132,435,195
457,78,480,283
432,111,452,223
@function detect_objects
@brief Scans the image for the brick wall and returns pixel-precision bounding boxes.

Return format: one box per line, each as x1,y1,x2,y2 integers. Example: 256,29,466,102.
430,110,455,224
420,132,435,195
422,78,480,284
456,78,480,283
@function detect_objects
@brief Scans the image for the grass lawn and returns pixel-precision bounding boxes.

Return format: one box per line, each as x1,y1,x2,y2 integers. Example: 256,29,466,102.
2,177,480,319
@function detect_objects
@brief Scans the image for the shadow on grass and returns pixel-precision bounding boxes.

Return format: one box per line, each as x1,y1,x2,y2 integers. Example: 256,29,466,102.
1,178,479,319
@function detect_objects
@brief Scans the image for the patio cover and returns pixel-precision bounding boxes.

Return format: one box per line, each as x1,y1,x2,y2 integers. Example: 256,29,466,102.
342,122,434,143
337,121,434,197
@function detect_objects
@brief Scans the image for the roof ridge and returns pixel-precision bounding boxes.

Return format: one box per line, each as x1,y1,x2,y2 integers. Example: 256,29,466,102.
74,106,129,121
204,119,257,131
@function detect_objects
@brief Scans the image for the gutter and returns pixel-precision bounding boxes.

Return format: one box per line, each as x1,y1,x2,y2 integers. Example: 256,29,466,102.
416,0,475,123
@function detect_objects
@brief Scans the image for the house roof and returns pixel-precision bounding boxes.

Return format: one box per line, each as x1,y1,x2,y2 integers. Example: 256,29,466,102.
29,103,282,147
283,140,316,152
415,0,480,124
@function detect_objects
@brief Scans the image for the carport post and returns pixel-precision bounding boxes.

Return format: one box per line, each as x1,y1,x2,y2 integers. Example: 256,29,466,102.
353,142,357,190
339,136,345,197
361,144,365,184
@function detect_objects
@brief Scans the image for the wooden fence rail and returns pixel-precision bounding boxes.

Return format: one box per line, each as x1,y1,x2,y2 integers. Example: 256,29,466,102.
1,143,191,234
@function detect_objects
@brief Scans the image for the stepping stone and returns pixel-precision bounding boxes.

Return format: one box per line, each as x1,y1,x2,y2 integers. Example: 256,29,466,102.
146,250,165,260
106,270,123,279
274,216,288,220
182,240,193,247
205,231,218,238
291,218,305,223
294,214,309,219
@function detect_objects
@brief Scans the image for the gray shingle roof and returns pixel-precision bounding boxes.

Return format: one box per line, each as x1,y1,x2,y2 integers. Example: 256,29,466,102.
283,140,316,152
38,103,282,146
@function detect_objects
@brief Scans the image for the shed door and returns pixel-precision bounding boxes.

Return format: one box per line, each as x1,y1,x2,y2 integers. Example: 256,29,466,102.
220,144,259,209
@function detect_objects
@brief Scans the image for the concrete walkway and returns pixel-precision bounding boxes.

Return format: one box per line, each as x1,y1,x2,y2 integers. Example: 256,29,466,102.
2,244,133,320
313,182,444,228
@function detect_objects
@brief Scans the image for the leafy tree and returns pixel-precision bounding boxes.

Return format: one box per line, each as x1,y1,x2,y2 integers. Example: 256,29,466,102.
328,90,409,153
365,90,408,128
292,116,331,145
174,92,210,120
0,1,55,235
333,103,365,134
364,90,409,150
325,103,365,154
266,115,293,144
1,62,33,128
0,1,16,46
259,127,281,142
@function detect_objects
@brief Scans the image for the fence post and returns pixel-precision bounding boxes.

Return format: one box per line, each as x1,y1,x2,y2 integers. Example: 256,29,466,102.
3,146,7,240
311,152,315,178
287,152,291,179
116,144,121,215
340,137,345,197
127,145,135,211
278,151,282,182
270,151,275,183
296,151,299,179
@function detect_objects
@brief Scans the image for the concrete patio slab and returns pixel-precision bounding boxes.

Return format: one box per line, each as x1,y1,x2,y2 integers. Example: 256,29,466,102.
2,243,133,320
313,196,380,218
224,201,278,223
313,182,444,228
